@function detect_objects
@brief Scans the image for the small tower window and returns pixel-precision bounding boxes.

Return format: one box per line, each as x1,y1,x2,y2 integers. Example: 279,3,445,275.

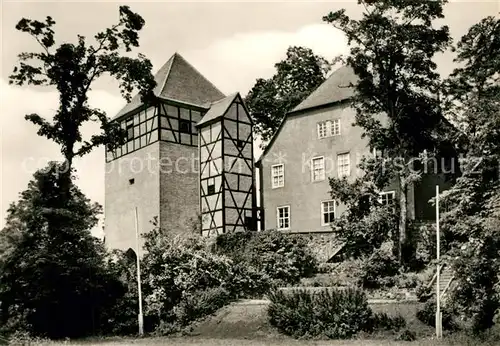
207,184,215,195
237,139,244,148
126,119,134,141
129,178,135,185
179,119,191,134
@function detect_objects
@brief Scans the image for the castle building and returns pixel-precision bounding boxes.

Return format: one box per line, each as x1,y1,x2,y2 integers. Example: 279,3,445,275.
104,53,256,251
105,54,452,258
256,66,452,244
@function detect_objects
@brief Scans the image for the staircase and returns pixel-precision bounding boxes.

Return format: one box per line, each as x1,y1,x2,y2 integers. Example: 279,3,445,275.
428,264,454,302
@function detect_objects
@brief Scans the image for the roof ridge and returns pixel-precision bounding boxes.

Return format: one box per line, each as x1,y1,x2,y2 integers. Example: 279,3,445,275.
173,52,225,96
157,53,176,96
210,92,238,106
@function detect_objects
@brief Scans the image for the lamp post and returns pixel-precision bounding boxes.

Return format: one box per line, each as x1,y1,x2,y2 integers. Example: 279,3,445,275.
135,207,144,336
435,185,442,338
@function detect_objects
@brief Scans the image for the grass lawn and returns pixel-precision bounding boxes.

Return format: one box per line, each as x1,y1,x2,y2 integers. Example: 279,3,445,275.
23,301,500,346
40,335,500,346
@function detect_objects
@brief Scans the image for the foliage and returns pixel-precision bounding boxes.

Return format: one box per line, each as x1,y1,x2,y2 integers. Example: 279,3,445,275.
0,163,124,339
213,231,254,260
440,15,500,334
173,287,232,326
226,261,273,299
268,288,372,339
9,6,155,175
415,281,432,303
100,249,155,335
141,226,233,328
324,0,453,265
360,247,399,289
449,220,500,334
245,46,332,144
332,202,398,259
396,329,417,342
215,230,318,286
416,300,459,332
413,223,437,267
329,258,365,287
367,312,406,333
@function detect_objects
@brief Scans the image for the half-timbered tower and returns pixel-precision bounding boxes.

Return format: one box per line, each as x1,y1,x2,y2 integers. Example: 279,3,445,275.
196,93,257,237
105,53,256,251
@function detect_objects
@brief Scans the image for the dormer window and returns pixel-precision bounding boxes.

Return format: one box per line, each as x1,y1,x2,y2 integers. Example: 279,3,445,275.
317,119,340,138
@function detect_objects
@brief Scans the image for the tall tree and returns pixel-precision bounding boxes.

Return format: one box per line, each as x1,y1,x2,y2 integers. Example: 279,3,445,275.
9,6,156,192
324,0,451,264
0,163,123,338
441,16,500,333
245,46,332,145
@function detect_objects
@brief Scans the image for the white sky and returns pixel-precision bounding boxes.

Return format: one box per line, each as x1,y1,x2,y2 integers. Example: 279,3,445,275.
1,0,497,236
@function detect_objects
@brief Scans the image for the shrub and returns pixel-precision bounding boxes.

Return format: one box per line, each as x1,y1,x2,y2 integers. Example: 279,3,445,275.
141,227,236,334
215,230,318,286
227,262,273,299
360,248,399,289
268,288,372,339
394,272,420,289
330,258,365,287
416,281,432,303
174,287,232,326
213,231,253,260
416,300,459,331
317,262,338,273
396,329,417,341
367,312,406,332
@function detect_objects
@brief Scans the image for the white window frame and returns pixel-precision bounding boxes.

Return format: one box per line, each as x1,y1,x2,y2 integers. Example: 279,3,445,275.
321,200,336,226
311,156,326,182
379,191,396,212
317,119,341,139
277,205,290,230
271,164,284,188
337,152,350,177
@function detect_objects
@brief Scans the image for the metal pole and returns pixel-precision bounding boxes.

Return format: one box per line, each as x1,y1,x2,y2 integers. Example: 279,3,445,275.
435,185,442,338
135,207,144,336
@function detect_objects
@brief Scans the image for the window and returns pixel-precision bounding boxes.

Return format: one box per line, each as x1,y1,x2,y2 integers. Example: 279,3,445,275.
277,206,290,230
311,157,325,182
317,119,340,138
337,153,350,177
126,119,134,141
207,184,215,195
271,164,284,188
129,178,135,185
179,119,191,134
321,200,335,225
237,139,244,148
379,191,395,207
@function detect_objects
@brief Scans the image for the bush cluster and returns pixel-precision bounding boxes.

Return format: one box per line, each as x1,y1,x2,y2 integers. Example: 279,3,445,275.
360,248,399,289
416,300,459,332
215,230,318,286
268,288,408,339
268,288,372,339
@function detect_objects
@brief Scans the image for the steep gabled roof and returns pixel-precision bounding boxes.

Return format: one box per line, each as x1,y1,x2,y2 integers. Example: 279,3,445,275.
291,66,357,114
113,53,225,120
197,93,239,127
256,66,357,164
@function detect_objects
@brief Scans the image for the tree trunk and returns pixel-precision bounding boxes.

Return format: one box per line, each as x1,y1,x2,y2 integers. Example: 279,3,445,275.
398,173,407,266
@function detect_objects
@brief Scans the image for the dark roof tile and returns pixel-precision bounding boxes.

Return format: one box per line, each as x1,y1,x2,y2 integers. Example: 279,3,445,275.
113,53,225,120
291,66,357,113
